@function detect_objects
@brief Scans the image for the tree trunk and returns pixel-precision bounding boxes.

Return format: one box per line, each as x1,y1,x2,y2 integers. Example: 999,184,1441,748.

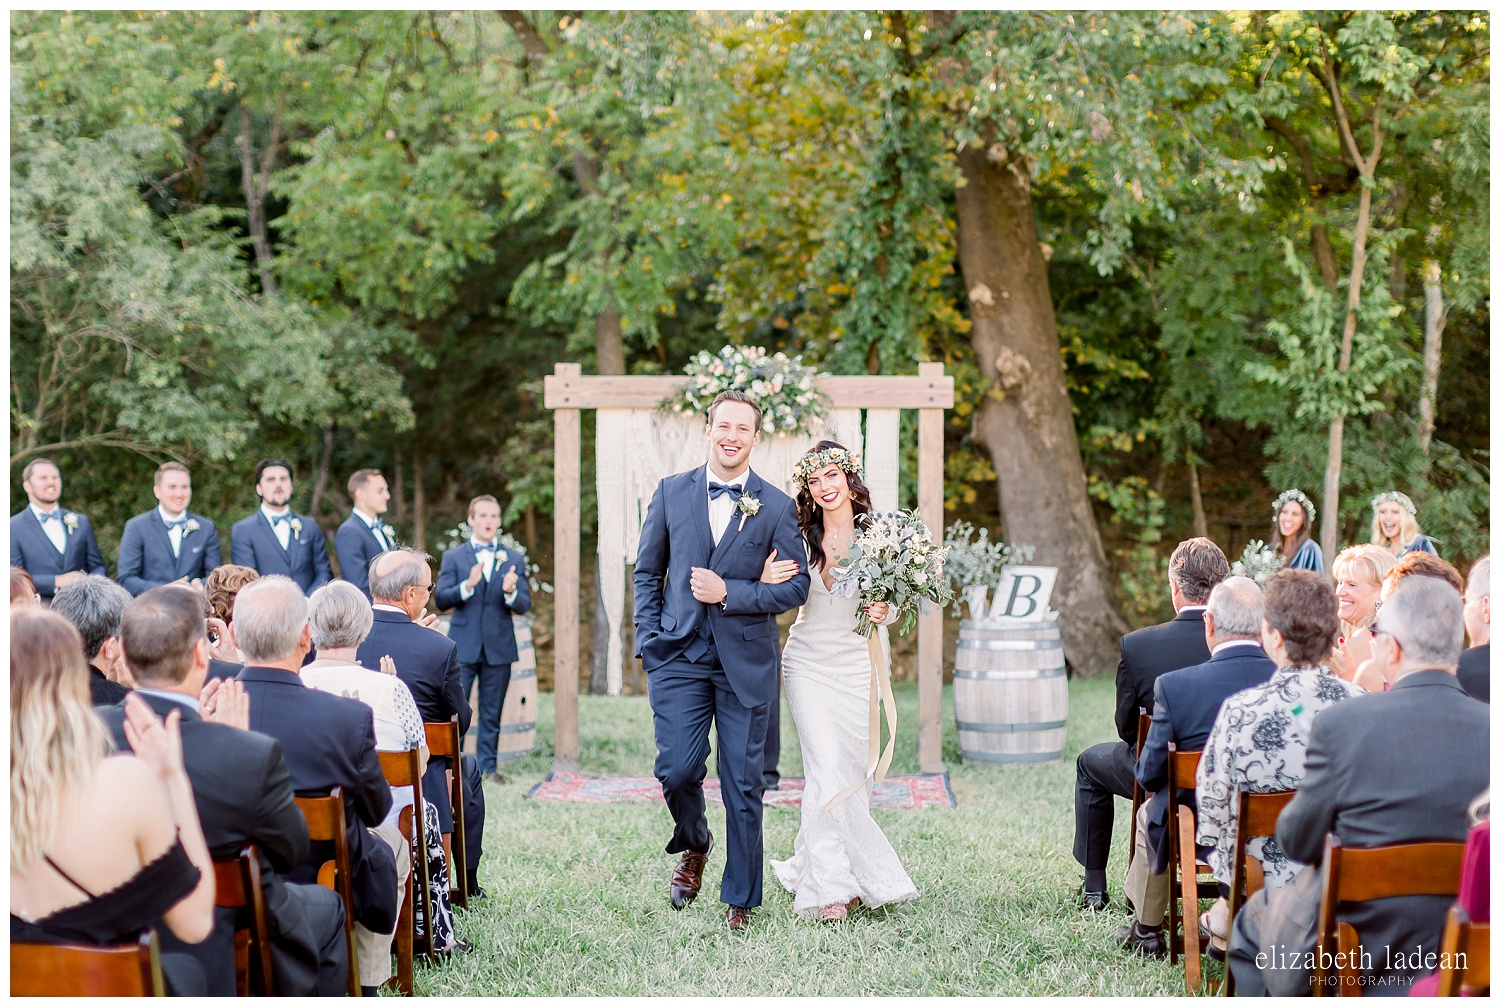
1188,459,1209,539
524,503,537,554
412,450,427,553
235,101,282,296
309,421,335,519
391,445,406,523
1416,259,1445,460
952,140,1129,676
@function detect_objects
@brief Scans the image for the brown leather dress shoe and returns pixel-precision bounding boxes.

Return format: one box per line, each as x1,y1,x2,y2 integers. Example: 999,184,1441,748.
726,905,752,931
668,831,713,910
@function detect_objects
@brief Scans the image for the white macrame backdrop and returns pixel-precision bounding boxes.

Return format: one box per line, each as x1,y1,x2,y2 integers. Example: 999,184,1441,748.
594,407,869,695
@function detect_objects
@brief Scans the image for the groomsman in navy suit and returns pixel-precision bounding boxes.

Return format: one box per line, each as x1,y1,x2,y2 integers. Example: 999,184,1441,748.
435,495,532,785
335,469,394,599
230,458,332,594
10,457,107,604
117,462,224,595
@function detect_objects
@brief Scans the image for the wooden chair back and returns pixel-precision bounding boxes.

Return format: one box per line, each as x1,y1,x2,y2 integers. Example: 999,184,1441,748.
1437,906,1490,996
294,787,361,996
1313,834,1466,997
378,746,432,993
424,715,469,908
1222,788,1295,996
213,844,274,996
1128,707,1151,859
10,930,165,996
1165,743,1213,992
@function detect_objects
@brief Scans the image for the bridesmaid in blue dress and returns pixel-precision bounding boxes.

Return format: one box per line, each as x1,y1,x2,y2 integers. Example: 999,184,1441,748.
1371,490,1439,558
1271,488,1324,573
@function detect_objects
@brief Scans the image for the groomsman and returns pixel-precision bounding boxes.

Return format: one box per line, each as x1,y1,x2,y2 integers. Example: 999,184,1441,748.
117,462,223,595
10,457,107,603
435,495,532,786
230,458,332,594
335,469,394,599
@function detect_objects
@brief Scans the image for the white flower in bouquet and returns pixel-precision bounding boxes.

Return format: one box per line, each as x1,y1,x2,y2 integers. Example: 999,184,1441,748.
1230,538,1285,587
831,509,954,637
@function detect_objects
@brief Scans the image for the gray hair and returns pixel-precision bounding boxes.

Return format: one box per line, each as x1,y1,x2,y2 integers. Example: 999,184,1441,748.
1467,556,1490,602
1380,575,1465,668
308,581,374,650
1206,575,1263,638
50,575,132,660
231,575,309,663
368,548,432,603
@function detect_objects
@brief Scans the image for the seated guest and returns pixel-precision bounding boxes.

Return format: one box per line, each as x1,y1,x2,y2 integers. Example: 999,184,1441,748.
303,581,464,969
51,575,134,706
203,564,259,681
230,575,404,998
1228,576,1489,996
97,585,347,996
116,462,223,596
10,608,215,994
358,549,487,901
1118,576,1277,957
1352,551,1464,693
1072,537,1226,910
1407,790,1489,996
12,566,39,607
1329,543,1396,681
1459,556,1489,702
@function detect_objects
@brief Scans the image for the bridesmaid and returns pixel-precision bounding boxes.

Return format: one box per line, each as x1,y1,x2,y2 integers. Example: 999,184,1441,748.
1370,490,1440,558
1270,489,1323,574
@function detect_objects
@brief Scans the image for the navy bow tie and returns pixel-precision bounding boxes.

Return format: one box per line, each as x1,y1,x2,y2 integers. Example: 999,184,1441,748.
371,518,386,531
708,481,744,501
269,514,290,527
474,544,496,555
36,510,62,524
165,518,187,531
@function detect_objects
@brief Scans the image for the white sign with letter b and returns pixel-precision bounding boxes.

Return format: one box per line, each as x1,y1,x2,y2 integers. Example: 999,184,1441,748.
989,565,1058,622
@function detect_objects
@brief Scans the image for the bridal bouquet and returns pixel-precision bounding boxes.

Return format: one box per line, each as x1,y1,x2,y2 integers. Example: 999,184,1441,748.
832,509,953,637
1230,538,1285,587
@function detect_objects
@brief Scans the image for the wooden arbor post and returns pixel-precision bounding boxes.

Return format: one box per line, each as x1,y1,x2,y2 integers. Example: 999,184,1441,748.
545,361,954,772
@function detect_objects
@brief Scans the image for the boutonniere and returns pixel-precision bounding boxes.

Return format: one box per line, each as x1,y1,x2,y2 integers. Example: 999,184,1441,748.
737,493,760,532
62,513,79,534
184,518,200,535
289,517,303,540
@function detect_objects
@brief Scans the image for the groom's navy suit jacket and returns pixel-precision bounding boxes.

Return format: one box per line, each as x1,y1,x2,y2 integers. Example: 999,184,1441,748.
116,509,223,595
10,507,108,601
231,510,332,594
633,466,809,708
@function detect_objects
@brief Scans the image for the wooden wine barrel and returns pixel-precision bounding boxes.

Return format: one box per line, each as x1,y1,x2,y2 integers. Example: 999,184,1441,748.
953,617,1067,763
495,617,538,762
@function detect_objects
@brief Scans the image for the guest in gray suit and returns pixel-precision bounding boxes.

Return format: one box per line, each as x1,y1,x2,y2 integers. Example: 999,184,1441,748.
1228,575,1490,996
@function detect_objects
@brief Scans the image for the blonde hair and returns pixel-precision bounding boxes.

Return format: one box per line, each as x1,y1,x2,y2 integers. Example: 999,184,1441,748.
1332,544,1397,632
1370,506,1423,553
11,608,112,871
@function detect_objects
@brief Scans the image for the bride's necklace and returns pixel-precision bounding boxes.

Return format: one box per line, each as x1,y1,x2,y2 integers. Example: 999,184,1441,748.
825,519,855,550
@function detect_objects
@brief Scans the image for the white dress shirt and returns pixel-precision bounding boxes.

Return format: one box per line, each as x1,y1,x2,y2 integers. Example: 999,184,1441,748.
458,538,520,605
354,508,391,551
706,465,747,546
31,504,67,553
1210,638,1264,658
261,503,293,550
158,505,187,559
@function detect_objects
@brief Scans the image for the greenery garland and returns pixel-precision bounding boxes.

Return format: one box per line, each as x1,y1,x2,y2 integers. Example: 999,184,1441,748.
663,344,829,437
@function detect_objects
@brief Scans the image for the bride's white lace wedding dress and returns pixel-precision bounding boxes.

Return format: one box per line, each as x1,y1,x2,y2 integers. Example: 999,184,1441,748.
771,563,919,917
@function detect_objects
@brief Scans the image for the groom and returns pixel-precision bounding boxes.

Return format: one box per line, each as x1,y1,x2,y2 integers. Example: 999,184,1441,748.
633,390,810,930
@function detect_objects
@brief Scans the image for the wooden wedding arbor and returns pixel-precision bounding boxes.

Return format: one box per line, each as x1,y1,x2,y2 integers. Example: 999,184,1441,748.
544,360,955,774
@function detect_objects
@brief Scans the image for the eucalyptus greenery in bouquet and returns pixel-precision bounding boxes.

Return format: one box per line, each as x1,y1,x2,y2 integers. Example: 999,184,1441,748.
1230,538,1285,587
831,509,953,637
663,344,828,436
442,522,554,594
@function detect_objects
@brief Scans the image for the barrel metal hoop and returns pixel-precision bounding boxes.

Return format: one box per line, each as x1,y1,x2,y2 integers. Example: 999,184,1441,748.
952,666,1066,681
956,638,1062,652
511,667,538,679
498,722,537,735
959,748,1064,764
494,749,531,762
956,719,1067,734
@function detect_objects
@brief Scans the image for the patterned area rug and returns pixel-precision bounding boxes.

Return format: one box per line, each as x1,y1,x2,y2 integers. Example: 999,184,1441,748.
526,771,956,809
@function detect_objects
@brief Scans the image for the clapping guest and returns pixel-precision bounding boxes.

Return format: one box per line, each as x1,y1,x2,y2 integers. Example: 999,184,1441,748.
1371,489,1439,557
1350,551,1464,693
116,462,223,596
12,566,39,607
230,459,332,594
203,564,259,681
50,575,134,707
10,608,216,995
303,582,464,966
1328,543,1396,681
335,469,395,599
1270,489,1323,573
9,458,108,604
1459,556,1489,702
1228,576,1488,995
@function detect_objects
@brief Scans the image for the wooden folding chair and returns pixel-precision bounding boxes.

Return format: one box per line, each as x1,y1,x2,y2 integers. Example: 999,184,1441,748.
1436,905,1490,996
379,746,432,994
1222,788,1295,996
1312,834,1466,997
295,787,361,997
1128,707,1151,864
11,929,165,996
213,844,275,996
425,715,469,908
1166,743,1215,993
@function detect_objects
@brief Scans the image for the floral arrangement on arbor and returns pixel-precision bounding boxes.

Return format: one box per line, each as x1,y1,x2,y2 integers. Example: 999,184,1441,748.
1230,538,1285,587
663,344,828,436
831,509,953,637
942,520,1034,618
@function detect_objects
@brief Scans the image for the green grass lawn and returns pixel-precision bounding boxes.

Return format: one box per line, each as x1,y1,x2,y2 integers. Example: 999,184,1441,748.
410,674,1190,996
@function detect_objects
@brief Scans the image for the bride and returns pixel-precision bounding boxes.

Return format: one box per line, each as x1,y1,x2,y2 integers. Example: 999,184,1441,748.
762,440,919,923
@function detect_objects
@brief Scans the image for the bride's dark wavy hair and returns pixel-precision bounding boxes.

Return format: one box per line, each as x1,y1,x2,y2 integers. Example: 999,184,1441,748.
796,440,873,572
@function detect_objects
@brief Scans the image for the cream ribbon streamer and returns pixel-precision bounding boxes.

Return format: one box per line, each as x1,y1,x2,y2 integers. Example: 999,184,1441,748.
824,626,898,811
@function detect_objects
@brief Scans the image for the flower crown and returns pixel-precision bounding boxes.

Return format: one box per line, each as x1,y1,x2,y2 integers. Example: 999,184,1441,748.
792,446,863,488
1271,488,1316,526
1371,490,1417,517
